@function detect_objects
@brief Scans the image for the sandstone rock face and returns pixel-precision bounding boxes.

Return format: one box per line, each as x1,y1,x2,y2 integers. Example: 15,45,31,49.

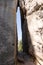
25,0,43,65
0,0,17,65
19,0,43,65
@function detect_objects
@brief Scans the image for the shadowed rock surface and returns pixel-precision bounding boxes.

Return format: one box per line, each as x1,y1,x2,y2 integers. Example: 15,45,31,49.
0,0,17,65
17,52,35,65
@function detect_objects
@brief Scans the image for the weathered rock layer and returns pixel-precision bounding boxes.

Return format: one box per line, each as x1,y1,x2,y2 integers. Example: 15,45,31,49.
19,0,43,65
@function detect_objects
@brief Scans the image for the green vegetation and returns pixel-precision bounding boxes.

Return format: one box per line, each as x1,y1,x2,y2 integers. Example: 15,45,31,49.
18,40,23,52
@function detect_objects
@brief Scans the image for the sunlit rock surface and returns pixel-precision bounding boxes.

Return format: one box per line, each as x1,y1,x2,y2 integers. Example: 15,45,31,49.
26,0,43,65
19,0,43,65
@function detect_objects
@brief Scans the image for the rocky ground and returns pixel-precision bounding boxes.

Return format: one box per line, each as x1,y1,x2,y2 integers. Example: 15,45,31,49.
17,52,35,65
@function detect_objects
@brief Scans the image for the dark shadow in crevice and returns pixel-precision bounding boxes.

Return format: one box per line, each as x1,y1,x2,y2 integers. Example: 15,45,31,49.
20,7,36,64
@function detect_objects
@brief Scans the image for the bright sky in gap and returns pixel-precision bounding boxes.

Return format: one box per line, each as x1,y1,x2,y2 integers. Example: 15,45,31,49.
16,7,22,41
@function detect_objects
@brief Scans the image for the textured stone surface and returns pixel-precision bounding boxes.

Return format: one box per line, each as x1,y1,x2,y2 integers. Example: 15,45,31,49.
0,0,17,65
26,0,43,65
19,0,43,65
0,0,43,65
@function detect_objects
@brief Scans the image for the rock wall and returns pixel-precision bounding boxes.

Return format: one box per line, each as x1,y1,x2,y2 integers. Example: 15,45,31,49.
0,0,17,65
19,0,43,65
0,0,43,65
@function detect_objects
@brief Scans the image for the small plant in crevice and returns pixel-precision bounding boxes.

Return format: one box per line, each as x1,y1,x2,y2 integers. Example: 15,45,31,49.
18,40,23,52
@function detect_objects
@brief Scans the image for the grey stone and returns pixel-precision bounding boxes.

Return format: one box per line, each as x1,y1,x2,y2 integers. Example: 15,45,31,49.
0,0,17,65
